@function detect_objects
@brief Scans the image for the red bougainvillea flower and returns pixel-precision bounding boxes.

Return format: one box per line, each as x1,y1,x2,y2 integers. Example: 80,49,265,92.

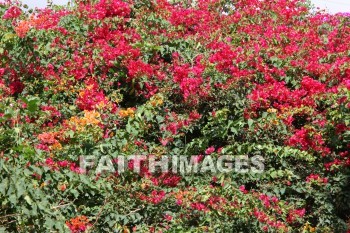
1,0,350,231
150,173,182,187
239,185,248,194
79,0,131,20
287,208,306,223
9,80,24,95
3,6,22,19
139,190,166,204
76,88,108,111
205,146,215,155
306,174,328,184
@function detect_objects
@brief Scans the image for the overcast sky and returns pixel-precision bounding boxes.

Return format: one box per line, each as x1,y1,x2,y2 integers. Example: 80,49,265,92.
311,0,350,13
21,0,350,14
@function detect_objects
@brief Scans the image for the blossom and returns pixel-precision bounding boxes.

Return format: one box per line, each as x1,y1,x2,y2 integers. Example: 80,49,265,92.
66,216,91,233
3,6,22,19
205,146,215,155
127,60,154,79
80,0,131,19
76,88,108,110
287,208,306,223
118,108,135,118
151,173,181,187
306,174,328,184
172,60,207,101
58,183,67,191
66,111,101,132
190,202,209,212
164,214,172,221
287,127,331,156
139,190,166,204
9,80,24,95
239,185,248,194
301,76,325,95
38,132,59,145
14,20,30,38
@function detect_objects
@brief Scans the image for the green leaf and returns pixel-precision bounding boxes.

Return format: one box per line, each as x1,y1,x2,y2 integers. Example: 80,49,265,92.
270,171,278,178
24,195,33,205
9,194,17,205
248,119,254,129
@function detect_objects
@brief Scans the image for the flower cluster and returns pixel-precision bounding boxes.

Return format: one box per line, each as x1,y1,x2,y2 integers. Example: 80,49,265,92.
2,6,21,19
66,216,91,233
1,0,350,232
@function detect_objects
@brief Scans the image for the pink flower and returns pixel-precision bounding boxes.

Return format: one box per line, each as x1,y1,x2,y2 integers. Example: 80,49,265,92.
58,160,69,168
306,174,328,184
239,185,248,194
76,88,108,110
127,59,153,79
205,146,215,155
295,208,306,217
3,6,22,20
190,202,209,212
164,214,172,221
160,138,170,146
301,76,325,94
80,0,131,19
344,79,350,89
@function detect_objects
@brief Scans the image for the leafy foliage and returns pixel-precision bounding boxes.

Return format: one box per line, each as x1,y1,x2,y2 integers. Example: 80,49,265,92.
0,0,350,232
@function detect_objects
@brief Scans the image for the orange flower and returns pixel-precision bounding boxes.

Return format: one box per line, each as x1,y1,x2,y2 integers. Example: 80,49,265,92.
83,110,101,125
118,108,135,118
14,20,30,38
149,94,164,107
66,111,101,132
58,183,67,191
51,142,62,151
66,215,90,233
29,14,48,29
38,132,59,144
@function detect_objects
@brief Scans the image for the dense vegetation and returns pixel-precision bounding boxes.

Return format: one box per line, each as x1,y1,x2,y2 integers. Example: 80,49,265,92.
0,0,350,232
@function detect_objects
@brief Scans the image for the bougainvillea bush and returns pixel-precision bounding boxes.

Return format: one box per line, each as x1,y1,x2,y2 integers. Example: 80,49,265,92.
0,0,350,232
